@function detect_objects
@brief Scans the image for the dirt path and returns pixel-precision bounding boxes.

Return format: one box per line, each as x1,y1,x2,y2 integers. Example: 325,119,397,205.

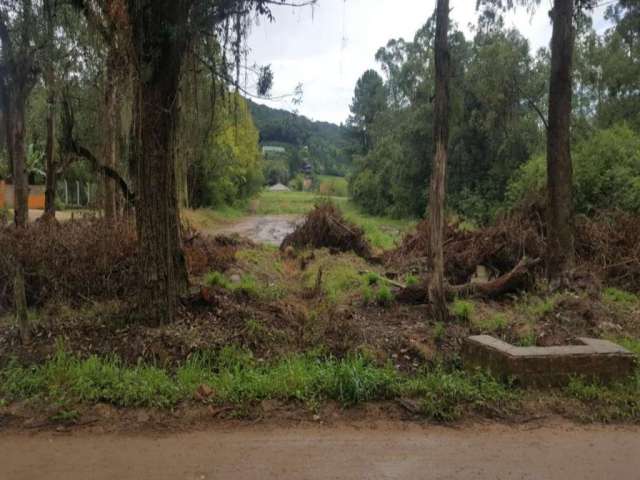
2,422,638,479
210,214,302,245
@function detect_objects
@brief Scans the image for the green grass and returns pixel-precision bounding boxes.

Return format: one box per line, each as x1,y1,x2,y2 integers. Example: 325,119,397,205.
603,287,639,307
204,271,284,301
473,313,509,333
241,191,416,251
450,299,475,321
564,370,640,422
250,191,348,216
0,345,520,421
375,285,394,307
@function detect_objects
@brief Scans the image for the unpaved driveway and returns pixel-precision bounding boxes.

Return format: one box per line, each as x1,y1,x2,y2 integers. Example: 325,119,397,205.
211,214,301,245
2,422,639,480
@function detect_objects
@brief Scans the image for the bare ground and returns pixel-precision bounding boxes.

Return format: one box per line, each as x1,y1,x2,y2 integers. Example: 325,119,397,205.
207,214,302,245
1,421,639,480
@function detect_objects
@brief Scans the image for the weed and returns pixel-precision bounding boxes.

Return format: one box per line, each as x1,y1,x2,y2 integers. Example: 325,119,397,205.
376,285,394,307
433,322,446,341
404,274,419,287
473,313,509,333
450,299,474,321
398,366,517,422
204,271,230,289
361,285,374,304
518,294,557,319
364,272,380,285
603,287,639,306
565,371,640,422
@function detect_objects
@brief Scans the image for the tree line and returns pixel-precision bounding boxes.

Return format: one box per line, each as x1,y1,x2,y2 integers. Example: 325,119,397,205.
348,0,639,320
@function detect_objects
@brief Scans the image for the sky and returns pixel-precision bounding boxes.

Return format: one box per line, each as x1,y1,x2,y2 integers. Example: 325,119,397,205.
246,0,611,125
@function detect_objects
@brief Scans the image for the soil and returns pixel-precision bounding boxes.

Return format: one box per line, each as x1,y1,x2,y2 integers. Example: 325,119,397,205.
1,420,639,479
210,214,302,246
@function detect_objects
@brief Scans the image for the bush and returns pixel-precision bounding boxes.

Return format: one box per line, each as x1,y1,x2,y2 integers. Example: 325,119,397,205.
450,299,474,321
376,285,394,307
507,124,640,214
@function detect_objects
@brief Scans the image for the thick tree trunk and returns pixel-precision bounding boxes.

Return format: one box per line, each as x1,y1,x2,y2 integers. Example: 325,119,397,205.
9,97,29,228
102,50,118,220
546,0,575,281
130,0,190,325
427,0,450,323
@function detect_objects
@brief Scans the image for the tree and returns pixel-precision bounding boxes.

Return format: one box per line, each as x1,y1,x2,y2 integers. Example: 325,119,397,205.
0,0,40,227
72,0,313,325
348,69,387,152
477,0,595,281
545,0,575,280
427,0,450,322
42,0,57,220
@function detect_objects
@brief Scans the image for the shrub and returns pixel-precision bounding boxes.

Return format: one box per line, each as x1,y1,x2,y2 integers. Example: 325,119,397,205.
450,299,474,321
507,124,640,214
376,285,394,307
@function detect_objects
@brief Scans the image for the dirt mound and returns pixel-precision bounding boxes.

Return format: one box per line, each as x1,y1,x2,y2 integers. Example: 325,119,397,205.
389,205,640,292
281,203,372,259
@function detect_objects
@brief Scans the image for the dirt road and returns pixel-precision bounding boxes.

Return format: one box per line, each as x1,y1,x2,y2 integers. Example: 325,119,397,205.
210,214,301,245
2,422,638,479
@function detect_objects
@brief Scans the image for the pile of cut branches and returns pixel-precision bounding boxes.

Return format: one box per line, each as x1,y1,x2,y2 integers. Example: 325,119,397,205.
281,203,373,259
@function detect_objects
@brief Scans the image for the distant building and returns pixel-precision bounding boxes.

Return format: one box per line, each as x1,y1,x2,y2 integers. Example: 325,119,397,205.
262,145,286,155
268,183,290,192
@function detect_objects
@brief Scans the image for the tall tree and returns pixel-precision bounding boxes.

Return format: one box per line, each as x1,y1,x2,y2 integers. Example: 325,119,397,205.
0,0,40,227
545,0,575,280
427,0,450,322
73,0,313,325
348,69,387,152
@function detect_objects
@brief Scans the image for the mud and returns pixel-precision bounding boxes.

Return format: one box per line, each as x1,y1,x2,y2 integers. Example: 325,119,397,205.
212,214,302,245
1,421,638,479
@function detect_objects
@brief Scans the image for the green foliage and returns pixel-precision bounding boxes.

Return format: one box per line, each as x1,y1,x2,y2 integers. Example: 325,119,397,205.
364,272,380,285
399,367,517,422
433,322,446,341
205,271,231,289
565,371,640,422
473,313,509,333
507,125,640,213
404,274,419,287
603,287,639,306
451,299,475,321
249,101,356,177
190,94,264,208
375,285,394,307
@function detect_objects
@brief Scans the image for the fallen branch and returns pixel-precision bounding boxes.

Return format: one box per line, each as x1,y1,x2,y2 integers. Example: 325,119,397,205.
396,257,541,305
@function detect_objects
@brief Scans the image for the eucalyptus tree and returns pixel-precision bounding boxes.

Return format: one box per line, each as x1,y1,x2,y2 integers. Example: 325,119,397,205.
427,0,451,322
477,0,596,282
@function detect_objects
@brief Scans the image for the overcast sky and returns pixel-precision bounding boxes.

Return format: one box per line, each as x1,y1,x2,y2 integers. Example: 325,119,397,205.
246,0,611,125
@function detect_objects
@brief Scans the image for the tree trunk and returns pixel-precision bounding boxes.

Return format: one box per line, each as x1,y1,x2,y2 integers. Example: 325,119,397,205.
102,50,119,219
43,64,57,219
14,264,30,344
546,0,575,281
130,0,190,325
9,96,29,228
42,0,57,221
427,0,450,323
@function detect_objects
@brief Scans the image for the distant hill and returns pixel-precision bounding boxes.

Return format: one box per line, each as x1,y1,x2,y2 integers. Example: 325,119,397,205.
247,100,356,176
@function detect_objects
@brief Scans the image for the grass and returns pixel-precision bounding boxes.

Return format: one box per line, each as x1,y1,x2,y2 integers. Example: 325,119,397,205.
564,370,640,422
204,270,284,301
0,345,520,421
375,285,394,307
206,190,416,251
472,313,509,333
603,287,639,307
450,299,475,321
